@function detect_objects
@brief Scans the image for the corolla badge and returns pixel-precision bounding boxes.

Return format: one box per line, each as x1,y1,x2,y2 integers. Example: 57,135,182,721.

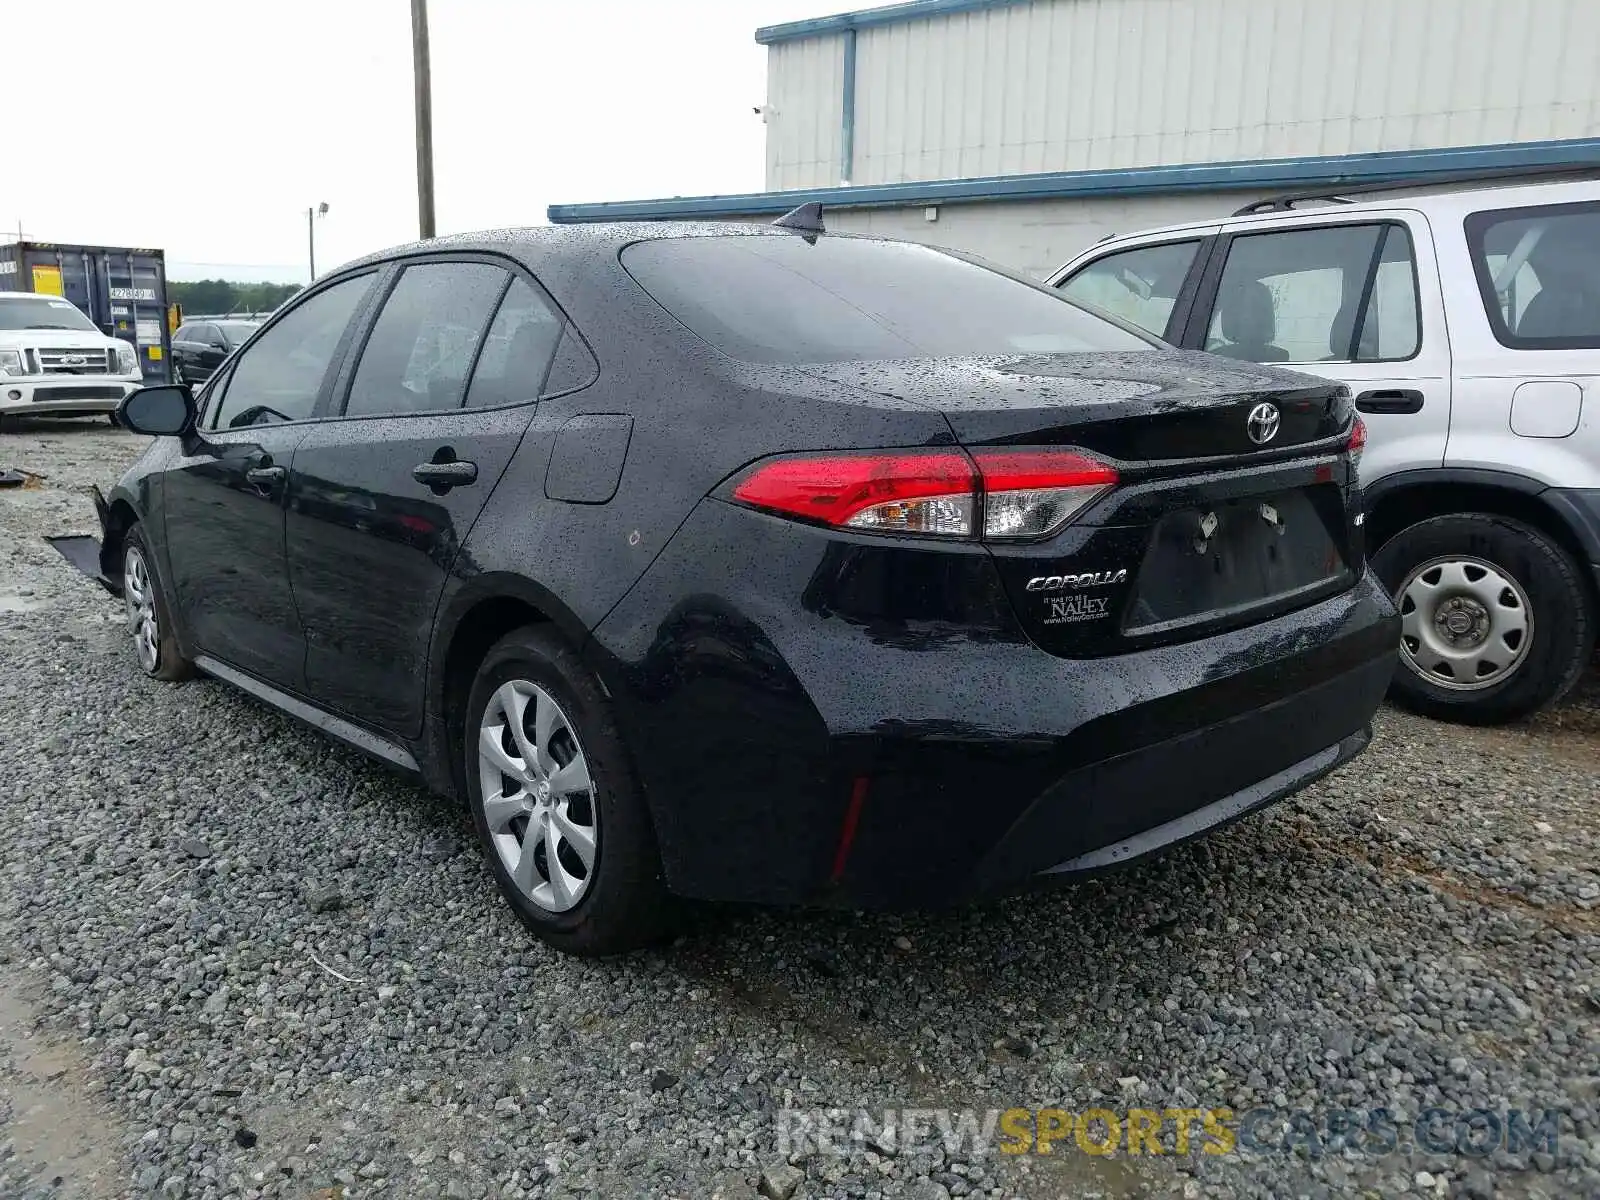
1025,569,1128,592
1246,401,1281,445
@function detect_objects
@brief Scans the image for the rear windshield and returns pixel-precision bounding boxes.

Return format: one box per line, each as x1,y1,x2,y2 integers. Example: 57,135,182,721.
621,235,1156,364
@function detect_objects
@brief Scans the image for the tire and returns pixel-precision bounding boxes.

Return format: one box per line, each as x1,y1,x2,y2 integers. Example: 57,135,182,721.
121,524,195,682
1371,514,1594,724
463,625,676,955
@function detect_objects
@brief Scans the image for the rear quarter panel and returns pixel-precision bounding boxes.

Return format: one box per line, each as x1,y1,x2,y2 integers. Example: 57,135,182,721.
1433,193,1600,489
451,240,958,641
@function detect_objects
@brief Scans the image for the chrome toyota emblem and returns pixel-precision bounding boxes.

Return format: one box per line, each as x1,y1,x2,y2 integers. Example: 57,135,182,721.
1246,401,1281,446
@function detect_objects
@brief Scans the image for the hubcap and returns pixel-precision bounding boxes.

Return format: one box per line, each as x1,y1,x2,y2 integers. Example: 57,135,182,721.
1397,556,1532,692
477,680,597,913
123,546,160,673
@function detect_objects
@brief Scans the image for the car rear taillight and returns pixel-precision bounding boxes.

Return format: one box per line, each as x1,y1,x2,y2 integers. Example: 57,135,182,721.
729,447,1118,541
970,449,1119,539
730,450,977,536
1348,416,1367,466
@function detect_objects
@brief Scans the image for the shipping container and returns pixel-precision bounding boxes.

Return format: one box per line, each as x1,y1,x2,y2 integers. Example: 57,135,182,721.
0,240,171,382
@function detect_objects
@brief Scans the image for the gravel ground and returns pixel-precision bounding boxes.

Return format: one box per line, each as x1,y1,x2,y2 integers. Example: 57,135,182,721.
1,416,1597,1200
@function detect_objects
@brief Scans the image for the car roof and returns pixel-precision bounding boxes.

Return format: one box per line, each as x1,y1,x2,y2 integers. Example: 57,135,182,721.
1082,175,1600,247
332,220,888,278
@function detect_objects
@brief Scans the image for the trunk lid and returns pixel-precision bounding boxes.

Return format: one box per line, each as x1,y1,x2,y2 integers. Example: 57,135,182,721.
800,349,1362,657
800,349,1351,461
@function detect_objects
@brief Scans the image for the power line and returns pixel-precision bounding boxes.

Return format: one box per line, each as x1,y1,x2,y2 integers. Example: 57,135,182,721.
167,260,301,270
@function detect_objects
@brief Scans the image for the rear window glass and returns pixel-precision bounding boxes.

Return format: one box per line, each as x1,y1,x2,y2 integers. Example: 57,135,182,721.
1466,201,1600,350
621,235,1155,364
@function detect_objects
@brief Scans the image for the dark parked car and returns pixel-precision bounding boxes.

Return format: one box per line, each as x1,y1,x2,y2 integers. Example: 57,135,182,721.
170,319,259,385
88,216,1398,955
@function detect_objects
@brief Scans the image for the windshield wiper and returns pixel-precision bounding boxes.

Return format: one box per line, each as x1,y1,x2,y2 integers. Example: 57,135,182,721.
25,323,86,330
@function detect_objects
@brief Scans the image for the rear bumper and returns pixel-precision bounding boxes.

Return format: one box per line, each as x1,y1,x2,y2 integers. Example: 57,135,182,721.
832,602,1393,908
1034,728,1371,877
0,376,140,415
588,498,1400,910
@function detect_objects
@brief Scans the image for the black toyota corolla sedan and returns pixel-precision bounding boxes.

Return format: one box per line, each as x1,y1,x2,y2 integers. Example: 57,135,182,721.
86,214,1398,954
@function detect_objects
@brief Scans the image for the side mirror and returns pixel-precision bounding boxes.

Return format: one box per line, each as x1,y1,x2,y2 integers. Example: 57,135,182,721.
117,384,195,437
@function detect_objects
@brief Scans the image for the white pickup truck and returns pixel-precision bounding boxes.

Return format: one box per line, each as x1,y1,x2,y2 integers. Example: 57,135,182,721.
0,291,147,420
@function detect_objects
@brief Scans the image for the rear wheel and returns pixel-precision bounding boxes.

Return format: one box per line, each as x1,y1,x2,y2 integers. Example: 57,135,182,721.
1372,514,1594,724
463,626,676,955
122,524,194,682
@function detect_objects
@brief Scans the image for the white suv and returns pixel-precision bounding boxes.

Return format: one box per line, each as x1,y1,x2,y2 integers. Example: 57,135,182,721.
0,291,147,419
1050,175,1600,724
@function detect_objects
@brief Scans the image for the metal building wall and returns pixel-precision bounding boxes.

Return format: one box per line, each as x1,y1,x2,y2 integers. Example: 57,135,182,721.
703,191,1268,280
765,35,848,191
765,0,1600,190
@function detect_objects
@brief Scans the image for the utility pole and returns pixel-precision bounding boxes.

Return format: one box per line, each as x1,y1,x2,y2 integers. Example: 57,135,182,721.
307,202,329,282
411,0,436,239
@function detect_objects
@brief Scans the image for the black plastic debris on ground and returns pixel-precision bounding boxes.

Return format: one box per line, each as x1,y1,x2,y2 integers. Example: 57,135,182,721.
44,534,116,593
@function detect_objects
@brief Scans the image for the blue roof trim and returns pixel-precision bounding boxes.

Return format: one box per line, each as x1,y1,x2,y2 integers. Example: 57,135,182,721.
547,138,1600,224
755,0,1026,45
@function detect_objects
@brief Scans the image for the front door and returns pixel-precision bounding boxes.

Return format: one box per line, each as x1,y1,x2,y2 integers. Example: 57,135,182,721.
163,424,309,684
162,273,378,690
286,261,567,737
1184,213,1453,484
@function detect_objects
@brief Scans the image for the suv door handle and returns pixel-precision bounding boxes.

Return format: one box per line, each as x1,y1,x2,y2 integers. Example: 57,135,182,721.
412,459,478,489
1355,388,1425,415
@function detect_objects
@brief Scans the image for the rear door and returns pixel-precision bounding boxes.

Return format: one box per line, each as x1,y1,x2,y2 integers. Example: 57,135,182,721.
171,325,196,378
1180,212,1452,485
284,256,575,737
197,323,230,379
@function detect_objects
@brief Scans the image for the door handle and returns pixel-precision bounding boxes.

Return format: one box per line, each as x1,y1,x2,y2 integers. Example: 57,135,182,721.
245,465,286,486
1355,388,1425,415
412,459,478,488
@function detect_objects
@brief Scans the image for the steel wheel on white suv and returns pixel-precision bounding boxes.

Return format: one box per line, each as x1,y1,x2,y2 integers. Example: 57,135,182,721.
1373,514,1595,724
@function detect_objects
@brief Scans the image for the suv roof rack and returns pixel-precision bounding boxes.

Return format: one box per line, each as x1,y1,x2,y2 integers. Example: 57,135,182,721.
1232,161,1600,216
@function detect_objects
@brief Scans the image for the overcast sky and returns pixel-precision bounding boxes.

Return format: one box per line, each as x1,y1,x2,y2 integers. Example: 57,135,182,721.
1,0,844,283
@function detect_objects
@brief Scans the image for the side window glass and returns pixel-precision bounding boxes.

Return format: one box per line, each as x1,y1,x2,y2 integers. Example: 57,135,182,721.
174,325,190,343
1467,202,1600,348
208,273,374,430
1057,241,1199,338
196,362,234,427
464,277,566,408
542,325,599,396
1358,227,1420,361
344,262,507,418
1204,224,1418,364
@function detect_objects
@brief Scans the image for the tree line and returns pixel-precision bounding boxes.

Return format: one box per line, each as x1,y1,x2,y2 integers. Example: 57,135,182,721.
169,279,302,315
